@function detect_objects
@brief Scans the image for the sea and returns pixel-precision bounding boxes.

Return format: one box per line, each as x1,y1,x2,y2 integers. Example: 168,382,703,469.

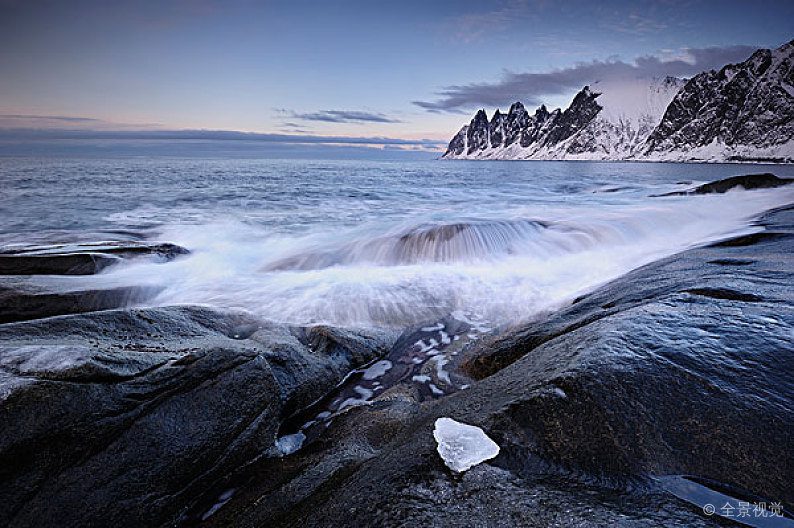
2,157,793,328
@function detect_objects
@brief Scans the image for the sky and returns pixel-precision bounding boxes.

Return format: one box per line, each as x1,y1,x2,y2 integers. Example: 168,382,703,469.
0,0,792,157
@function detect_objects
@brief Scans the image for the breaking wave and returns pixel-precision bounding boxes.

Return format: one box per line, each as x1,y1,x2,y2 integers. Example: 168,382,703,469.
87,186,794,328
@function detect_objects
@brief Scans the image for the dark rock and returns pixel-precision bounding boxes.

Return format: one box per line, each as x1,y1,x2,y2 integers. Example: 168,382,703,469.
488,109,505,147
707,258,755,266
503,102,528,147
709,231,791,247
658,173,793,196
444,125,468,157
683,287,764,302
0,253,120,275
0,241,189,275
0,241,191,323
0,306,392,528
0,279,160,324
200,203,794,527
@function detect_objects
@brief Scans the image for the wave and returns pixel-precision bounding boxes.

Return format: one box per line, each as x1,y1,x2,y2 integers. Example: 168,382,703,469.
88,187,794,328
263,219,568,270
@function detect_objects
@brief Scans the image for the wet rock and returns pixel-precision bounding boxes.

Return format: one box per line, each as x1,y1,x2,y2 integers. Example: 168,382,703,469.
0,306,391,528
0,241,189,275
658,173,793,196
0,253,120,275
0,241,189,323
0,279,160,324
202,203,794,527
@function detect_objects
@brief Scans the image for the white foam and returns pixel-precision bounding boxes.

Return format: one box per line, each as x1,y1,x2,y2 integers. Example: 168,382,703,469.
82,187,794,328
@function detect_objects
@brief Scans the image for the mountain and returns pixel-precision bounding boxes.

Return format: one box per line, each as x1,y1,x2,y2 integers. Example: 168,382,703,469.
442,41,794,162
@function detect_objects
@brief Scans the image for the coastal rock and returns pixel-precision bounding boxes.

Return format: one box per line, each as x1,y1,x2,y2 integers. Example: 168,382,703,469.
0,240,190,323
658,172,794,196
0,278,159,324
0,241,189,275
0,306,391,528
202,200,794,527
0,253,120,275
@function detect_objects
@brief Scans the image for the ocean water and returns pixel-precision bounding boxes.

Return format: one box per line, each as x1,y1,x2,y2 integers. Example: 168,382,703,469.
2,157,793,328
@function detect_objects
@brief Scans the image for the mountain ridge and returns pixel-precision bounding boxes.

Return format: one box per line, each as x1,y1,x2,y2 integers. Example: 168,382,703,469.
442,40,794,162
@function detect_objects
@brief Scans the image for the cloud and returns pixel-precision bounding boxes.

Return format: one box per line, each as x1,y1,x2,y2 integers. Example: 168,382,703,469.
443,0,538,44
602,12,669,35
0,114,163,130
0,114,103,123
278,109,401,124
0,127,444,148
413,44,756,112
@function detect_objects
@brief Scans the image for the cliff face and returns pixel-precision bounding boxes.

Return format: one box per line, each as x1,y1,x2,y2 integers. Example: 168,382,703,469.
443,41,794,162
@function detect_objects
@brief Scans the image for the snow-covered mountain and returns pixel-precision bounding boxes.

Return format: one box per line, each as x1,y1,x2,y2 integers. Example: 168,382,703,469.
442,41,794,162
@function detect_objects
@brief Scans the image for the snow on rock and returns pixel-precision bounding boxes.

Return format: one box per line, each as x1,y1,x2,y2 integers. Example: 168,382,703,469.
361,359,392,380
433,417,500,473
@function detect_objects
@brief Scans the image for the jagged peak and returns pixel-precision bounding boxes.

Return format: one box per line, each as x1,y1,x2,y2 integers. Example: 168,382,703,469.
470,109,489,128
777,39,794,55
508,101,526,115
568,85,601,109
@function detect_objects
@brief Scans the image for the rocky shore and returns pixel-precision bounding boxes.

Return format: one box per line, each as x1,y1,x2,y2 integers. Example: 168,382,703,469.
1,175,792,527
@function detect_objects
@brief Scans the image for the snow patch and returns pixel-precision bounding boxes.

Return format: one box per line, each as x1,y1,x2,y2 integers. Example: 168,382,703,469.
361,359,392,380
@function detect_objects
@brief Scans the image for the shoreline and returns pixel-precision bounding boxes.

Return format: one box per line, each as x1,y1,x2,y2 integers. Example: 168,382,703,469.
1,174,793,527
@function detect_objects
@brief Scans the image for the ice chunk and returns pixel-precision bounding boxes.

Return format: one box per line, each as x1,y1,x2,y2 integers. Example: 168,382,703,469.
433,417,500,473
276,432,305,456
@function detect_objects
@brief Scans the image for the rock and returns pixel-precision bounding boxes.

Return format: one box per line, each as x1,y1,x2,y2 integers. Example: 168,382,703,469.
199,202,794,527
0,240,190,323
433,417,500,473
0,241,189,275
5,189,793,526
0,253,120,275
658,173,794,196
0,279,159,324
0,306,392,528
